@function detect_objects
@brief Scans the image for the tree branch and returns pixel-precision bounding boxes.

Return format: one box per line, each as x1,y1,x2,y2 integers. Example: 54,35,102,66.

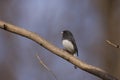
0,21,118,80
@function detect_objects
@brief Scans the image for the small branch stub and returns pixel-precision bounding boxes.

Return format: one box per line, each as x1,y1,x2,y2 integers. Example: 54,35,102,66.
106,40,120,48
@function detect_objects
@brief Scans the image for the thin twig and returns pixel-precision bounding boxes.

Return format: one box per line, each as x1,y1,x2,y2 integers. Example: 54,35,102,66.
106,40,120,48
36,53,57,80
0,21,118,80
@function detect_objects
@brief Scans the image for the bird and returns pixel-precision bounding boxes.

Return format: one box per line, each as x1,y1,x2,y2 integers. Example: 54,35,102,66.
61,30,78,69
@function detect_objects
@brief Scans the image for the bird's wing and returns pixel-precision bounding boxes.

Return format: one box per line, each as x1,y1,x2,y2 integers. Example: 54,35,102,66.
70,37,78,56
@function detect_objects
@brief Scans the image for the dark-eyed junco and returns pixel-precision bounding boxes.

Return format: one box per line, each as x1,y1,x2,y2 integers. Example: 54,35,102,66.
61,30,78,69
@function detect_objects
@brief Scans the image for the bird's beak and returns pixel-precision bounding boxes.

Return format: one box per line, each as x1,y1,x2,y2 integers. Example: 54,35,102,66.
61,31,63,34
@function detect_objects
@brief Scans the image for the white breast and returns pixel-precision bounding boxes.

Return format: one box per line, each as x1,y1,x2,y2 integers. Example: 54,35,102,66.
62,40,74,53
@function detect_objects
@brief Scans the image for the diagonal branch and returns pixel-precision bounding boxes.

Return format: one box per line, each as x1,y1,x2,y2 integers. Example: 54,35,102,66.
0,21,118,80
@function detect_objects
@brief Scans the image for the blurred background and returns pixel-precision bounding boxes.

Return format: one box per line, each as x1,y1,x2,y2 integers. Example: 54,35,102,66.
0,0,120,80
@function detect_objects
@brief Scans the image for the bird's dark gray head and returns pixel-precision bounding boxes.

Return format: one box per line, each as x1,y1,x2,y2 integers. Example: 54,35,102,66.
62,30,73,39
62,30,73,35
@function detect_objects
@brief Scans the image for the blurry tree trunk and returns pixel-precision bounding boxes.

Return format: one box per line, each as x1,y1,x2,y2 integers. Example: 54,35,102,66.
102,0,120,78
